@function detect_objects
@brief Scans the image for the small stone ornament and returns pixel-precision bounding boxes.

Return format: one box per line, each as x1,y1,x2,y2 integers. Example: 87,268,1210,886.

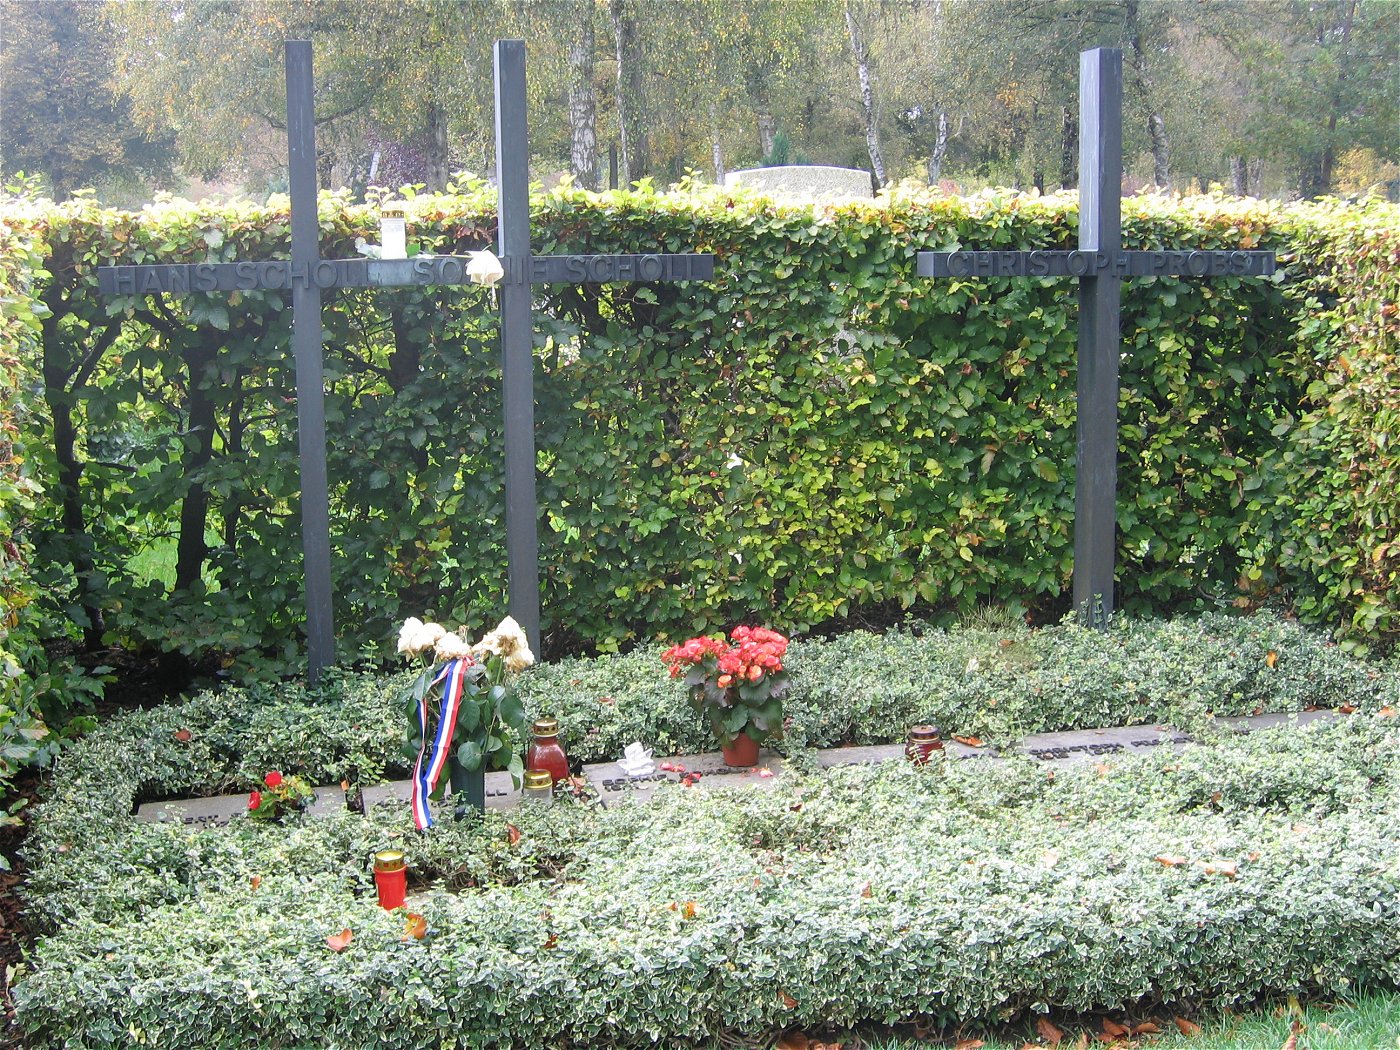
616,742,655,778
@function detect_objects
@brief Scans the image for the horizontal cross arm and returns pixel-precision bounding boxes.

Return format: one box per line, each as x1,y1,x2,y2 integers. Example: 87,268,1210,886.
98,252,717,297
918,249,1275,279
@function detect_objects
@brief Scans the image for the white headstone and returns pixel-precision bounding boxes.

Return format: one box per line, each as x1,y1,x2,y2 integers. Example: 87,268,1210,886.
724,165,874,199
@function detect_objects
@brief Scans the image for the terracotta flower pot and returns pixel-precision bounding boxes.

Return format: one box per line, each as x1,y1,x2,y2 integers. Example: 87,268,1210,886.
720,732,760,767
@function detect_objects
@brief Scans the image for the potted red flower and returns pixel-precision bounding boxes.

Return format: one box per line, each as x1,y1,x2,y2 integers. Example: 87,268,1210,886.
247,770,315,822
662,626,790,766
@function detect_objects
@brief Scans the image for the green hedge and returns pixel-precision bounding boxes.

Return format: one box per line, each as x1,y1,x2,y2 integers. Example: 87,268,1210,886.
16,614,1400,1047
7,184,1398,675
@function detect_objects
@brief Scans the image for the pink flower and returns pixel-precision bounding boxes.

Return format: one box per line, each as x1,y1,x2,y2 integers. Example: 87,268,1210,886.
264,771,284,788
248,790,263,810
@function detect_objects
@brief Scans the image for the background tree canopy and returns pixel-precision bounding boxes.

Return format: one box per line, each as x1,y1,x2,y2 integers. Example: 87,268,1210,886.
2,0,1395,202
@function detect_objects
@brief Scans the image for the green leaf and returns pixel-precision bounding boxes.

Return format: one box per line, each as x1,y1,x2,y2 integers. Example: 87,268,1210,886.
455,740,482,772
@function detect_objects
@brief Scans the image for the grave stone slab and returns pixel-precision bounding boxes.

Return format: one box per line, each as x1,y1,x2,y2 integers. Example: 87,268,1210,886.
581,751,787,805
1015,710,1339,764
135,784,346,827
361,772,519,813
812,739,995,768
724,165,874,198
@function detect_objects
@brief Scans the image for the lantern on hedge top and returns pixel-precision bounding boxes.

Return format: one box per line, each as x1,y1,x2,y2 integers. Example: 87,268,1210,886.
380,201,408,260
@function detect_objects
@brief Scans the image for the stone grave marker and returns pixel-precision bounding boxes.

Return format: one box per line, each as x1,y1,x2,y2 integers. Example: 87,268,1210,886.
135,783,346,827
724,165,874,198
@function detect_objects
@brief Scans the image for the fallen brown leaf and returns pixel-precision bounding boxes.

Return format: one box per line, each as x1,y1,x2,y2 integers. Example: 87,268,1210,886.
1094,763,1113,776
340,778,350,792
953,1039,986,1050
1075,1033,1090,1049
954,735,985,748
1338,703,1357,714
1036,1017,1065,1046
1132,1021,1161,1035
326,928,353,952
403,912,427,940
542,933,558,950
680,901,697,920
1199,860,1239,879
1173,1016,1203,1037
506,823,522,846
859,881,873,898
249,875,262,891
1154,854,1189,867
1265,650,1279,668
775,1034,809,1050
1279,1018,1302,1050
780,991,798,1009
597,695,616,705
1101,1019,1130,1038
173,729,193,742
1378,706,1396,718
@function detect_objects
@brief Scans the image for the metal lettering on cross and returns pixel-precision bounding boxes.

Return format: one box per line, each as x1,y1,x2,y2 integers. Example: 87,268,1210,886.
916,48,1275,628
97,39,713,680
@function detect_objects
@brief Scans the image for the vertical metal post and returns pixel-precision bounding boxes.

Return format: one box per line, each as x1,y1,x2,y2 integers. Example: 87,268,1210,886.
494,40,542,654
285,41,336,680
1072,48,1123,628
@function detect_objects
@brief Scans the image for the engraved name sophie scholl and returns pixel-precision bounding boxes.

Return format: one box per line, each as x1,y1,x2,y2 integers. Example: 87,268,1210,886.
102,253,708,295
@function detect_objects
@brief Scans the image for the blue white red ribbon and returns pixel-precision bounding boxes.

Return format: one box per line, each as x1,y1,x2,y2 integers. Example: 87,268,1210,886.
410,658,469,830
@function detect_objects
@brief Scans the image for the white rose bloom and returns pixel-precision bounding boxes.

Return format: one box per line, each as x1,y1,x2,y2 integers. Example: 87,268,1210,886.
467,250,505,287
504,642,535,674
435,631,474,662
397,617,427,654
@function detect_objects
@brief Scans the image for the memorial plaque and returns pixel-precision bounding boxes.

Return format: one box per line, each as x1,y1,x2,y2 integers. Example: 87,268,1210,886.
580,751,787,805
135,784,346,827
360,772,519,813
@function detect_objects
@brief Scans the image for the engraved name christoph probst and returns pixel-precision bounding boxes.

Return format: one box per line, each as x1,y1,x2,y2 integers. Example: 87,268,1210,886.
937,249,1271,279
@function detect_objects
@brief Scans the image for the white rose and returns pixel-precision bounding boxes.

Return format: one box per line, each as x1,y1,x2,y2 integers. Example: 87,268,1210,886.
434,631,474,662
467,250,505,287
397,617,427,655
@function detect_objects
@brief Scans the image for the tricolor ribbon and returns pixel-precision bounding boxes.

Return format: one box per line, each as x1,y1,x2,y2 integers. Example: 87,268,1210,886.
410,658,470,830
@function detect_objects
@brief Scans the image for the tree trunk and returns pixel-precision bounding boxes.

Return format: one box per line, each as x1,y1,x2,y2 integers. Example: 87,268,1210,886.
568,5,598,191
424,102,449,191
710,105,725,181
757,110,777,160
40,286,106,650
1230,156,1249,196
1317,0,1358,198
1126,0,1170,190
926,110,949,183
1060,105,1078,189
173,331,218,594
609,0,648,183
844,0,885,188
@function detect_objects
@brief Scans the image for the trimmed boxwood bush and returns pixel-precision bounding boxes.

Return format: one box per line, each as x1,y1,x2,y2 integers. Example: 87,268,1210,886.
14,614,1399,1046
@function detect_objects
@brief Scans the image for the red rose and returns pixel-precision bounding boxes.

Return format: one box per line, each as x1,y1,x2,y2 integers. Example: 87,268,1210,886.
264,771,284,788
248,790,262,810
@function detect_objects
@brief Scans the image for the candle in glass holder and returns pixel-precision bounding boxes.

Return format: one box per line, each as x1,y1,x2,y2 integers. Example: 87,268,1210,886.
523,769,554,803
380,202,407,260
905,724,944,765
526,718,570,783
373,849,407,910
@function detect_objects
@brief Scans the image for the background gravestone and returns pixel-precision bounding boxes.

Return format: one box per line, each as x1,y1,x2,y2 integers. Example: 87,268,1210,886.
724,165,874,198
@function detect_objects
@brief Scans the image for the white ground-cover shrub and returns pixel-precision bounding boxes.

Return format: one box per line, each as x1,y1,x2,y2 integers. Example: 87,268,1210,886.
14,614,1400,1047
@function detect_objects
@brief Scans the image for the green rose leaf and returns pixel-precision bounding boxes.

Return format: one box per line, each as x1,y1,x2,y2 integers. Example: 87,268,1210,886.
455,740,483,772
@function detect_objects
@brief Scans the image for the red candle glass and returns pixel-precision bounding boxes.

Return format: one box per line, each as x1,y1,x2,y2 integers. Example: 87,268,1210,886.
905,724,944,765
526,717,570,784
373,850,406,910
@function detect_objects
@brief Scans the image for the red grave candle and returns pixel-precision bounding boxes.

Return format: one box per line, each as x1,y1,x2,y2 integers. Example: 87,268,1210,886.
526,717,570,783
373,850,407,910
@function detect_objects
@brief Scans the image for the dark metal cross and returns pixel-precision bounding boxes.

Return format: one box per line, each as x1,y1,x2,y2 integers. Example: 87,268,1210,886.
916,48,1276,627
98,39,712,680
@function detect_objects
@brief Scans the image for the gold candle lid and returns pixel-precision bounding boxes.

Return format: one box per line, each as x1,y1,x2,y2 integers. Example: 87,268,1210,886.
373,849,406,872
532,717,559,737
381,202,407,218
523,770,554,790
908,724,942,741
